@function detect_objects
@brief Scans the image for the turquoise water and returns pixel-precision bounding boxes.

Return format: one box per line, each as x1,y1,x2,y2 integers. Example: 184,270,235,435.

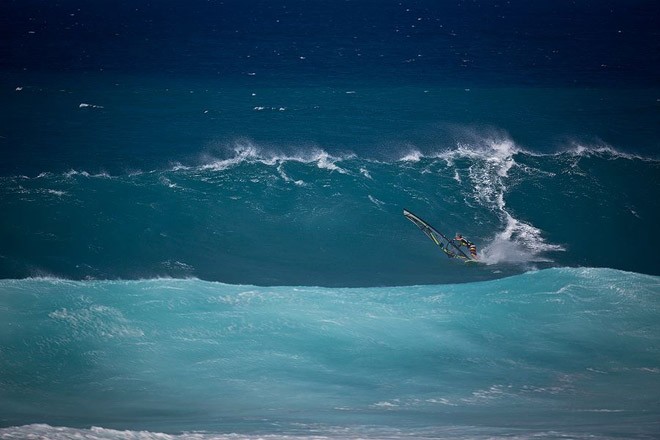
1,268,659,439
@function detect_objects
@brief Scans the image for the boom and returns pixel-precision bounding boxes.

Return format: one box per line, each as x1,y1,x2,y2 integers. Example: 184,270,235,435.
403,209,474,261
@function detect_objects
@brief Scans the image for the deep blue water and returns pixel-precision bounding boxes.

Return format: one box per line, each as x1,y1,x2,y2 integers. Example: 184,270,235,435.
2,0,659,86
1,0,659,439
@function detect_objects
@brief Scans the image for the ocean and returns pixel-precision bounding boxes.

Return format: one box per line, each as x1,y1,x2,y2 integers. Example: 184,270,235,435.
1,0,659,439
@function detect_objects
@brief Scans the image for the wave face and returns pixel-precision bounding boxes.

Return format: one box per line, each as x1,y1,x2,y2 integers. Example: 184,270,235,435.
1,139,658,285
1,268,659,439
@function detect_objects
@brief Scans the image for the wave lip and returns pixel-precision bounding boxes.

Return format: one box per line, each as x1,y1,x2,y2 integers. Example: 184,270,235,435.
559,141,659,161
198,139,353,174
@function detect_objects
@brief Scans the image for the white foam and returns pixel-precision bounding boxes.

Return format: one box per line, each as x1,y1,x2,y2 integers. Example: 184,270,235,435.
200,142,264,171
396,132,524,165
372,400,399,408
160,260,194,272
200,141,350,174
314,150,348,173
560,141,654,161
46,189,67,197
48,304,144,339
79,103,104,109
480,213,564,265
359,167,372,179
368,195,385,208
159,176,178,189
277,164,305,186
64,169,113,179
398,149,424,162
253,106,287,111
170,162,191,172
0,424,470,440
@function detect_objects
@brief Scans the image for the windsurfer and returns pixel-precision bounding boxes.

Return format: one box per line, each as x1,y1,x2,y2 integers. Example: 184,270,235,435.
455,233,478,259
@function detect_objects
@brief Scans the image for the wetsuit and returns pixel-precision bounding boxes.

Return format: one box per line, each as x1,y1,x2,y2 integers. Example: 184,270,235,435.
457,237,478,258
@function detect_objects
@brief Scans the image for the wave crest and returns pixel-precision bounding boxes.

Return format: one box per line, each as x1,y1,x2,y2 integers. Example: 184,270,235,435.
198,139,353,174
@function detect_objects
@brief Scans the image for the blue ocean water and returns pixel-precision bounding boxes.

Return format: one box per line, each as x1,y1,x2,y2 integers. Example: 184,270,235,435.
1,0,660,439
1,135,659,285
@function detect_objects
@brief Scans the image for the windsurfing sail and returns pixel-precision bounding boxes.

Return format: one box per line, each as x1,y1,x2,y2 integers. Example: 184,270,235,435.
403,209,475,262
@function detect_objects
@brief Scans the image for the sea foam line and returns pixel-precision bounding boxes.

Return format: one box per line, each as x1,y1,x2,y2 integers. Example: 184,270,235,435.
6,135,657,182
0,423,633,440
561,141,656,161
199,141,351,174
